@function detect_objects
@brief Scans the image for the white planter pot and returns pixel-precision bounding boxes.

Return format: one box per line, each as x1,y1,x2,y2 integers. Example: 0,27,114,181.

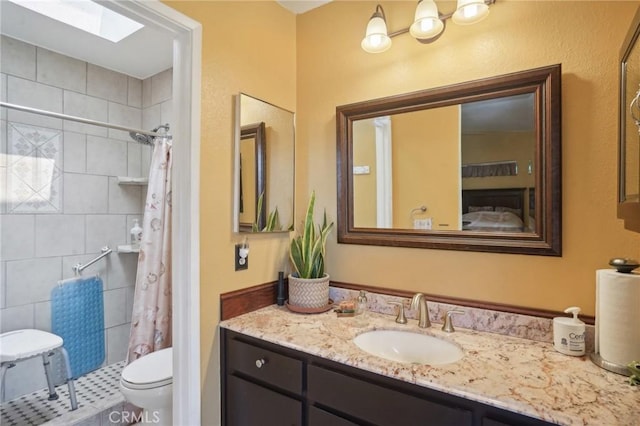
287,273,330,309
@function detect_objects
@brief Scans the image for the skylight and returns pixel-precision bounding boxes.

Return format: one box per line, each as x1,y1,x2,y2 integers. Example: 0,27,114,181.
7,0,144,43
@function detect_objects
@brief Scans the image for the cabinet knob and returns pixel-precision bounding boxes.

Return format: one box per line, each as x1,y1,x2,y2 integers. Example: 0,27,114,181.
255,358,267,368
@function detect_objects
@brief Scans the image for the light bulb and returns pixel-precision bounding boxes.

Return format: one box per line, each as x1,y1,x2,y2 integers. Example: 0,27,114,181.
409,0,444,40
361,6,392,53
463,3,479,19
420,20,435,32
369,34,383,47
452,0,489,25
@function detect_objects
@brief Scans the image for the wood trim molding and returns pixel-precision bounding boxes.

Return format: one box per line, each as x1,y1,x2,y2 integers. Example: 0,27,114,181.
220,278,287,321
219,279,595,325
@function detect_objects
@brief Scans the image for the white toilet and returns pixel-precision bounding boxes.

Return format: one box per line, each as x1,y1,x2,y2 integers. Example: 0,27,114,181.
120,347,173,425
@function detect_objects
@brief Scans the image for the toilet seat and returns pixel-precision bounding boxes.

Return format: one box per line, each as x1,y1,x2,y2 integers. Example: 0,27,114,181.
121,347,172,390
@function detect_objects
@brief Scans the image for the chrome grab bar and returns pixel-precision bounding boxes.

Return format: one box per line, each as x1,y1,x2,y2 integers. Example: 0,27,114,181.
73,246,112,275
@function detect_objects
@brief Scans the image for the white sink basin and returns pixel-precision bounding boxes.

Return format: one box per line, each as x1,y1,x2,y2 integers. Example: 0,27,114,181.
353,330,463,365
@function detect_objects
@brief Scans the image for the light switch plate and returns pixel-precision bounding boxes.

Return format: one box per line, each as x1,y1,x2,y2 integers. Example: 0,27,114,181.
413,218,432,230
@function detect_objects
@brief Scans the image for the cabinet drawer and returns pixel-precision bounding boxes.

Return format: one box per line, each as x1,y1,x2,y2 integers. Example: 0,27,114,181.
309,406,359,426
227,375,302,426
227,336,303,395
308,364,472,426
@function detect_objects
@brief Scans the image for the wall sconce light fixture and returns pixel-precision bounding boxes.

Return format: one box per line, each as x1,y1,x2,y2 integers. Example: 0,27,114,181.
361,0,495,53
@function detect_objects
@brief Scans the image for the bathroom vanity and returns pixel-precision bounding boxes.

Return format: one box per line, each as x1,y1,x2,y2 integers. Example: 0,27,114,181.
222,329,551,426
219,305,638,426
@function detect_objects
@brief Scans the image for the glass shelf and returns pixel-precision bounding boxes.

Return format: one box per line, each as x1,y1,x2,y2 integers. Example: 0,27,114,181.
117,245,140,253
117,176,148,186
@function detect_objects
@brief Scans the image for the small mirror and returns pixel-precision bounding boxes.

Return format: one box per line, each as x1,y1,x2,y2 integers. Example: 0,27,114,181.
618,7,640,232
337,65,561,255
234,93,295,233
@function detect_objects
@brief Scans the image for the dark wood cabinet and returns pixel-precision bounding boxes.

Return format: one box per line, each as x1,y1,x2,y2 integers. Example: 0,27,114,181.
226,336,302,395
308,406,359,426
221,329,557,426
227,375,301,426
308,364,472,426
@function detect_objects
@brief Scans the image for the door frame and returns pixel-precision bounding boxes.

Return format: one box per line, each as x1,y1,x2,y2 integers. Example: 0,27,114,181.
108,2,202,424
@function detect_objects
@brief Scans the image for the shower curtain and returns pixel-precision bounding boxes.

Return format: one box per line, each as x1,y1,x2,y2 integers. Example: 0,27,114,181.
126,136,172,362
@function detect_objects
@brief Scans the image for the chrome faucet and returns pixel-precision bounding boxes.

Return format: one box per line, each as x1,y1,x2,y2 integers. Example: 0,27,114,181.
441,309,465,333
410,293,431,328
388,301,407,324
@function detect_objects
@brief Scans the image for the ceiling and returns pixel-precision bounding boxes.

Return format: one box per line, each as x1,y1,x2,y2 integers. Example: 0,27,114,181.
0,1,332,80
0,1,174,80
1,0,529,135
462,93,535,134
277,1,332,14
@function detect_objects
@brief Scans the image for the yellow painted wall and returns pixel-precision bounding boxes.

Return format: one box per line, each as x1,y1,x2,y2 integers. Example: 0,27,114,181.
352,119,378,227
164,1,640,424
297,0,640,320
164,1,296,424
393,107,460,229
461,132,536,190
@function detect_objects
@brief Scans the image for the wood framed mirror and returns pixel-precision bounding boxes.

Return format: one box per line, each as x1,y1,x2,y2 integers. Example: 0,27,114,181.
336,65,562,256
618,6,640,233
238,122,266,232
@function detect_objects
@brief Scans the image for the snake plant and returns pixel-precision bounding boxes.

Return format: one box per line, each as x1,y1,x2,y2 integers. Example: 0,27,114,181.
289,191,334,279
252,191,281,232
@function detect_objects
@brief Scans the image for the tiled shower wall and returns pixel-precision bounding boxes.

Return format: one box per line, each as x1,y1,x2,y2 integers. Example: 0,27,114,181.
0,35,172,400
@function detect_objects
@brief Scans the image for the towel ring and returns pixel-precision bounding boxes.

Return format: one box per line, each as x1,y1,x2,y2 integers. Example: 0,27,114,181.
409,205,427,220
630,87,640,134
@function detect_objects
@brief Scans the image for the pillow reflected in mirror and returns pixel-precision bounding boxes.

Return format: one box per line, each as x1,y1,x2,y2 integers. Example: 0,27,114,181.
495,206,522,217
468,205,494,212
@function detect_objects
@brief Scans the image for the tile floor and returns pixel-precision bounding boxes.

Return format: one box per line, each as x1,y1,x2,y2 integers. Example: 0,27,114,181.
1,362,126,426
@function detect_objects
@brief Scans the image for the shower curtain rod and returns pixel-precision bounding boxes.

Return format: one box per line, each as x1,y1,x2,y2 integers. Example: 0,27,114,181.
0,101,169,138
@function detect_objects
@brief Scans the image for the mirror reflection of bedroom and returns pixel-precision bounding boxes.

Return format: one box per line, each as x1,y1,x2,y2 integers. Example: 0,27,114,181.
460,93,536,233
352,92,535,233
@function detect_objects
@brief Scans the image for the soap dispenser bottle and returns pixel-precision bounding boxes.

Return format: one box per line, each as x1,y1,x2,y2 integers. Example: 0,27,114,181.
130,219,142,249
356,290,368,316
553,306,586,356
354,290,369,327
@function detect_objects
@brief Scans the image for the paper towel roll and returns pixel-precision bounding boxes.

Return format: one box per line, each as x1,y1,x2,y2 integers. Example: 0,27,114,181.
595,269,640,367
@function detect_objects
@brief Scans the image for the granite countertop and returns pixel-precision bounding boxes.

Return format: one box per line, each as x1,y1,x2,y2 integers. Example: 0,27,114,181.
219,304,639,426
